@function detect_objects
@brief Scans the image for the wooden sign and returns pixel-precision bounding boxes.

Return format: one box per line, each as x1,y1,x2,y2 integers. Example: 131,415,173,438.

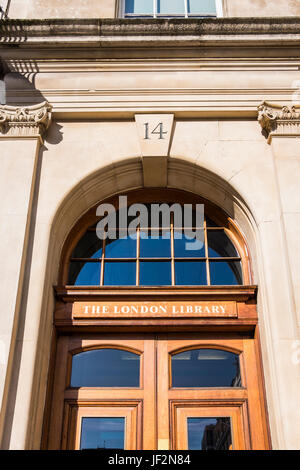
72,301,237,319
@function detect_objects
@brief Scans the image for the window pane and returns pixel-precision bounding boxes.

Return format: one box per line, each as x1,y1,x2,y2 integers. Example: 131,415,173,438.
208,230,239,258
125,0,153,14
175,261,207,285
174,230,205,258
71,349,140,387
140,230,171,258
188,0,216,14
172,349,241,387
140,261,171,285
80,417,125,450
158,0,185,14
105,231,137,259
68,261,100,286
210,261,243,285
188,418,232,450
104,261,136,286
71,231,102,259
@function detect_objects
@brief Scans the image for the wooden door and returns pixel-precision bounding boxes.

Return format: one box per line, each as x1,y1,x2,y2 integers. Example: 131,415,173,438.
156,335,269,450
47,334,156,450
46,334,269,450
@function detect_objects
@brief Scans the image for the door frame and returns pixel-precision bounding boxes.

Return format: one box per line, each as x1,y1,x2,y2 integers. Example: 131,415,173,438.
44,332,270,450
173,402,249,450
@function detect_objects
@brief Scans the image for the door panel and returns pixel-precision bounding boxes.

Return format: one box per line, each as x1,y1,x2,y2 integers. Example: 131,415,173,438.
47,334,269,450
156,335,267,450
64,403,140,450
173,404,247,450
48,335,156,450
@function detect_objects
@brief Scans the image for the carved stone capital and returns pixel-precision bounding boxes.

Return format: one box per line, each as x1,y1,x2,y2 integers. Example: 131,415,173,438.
0,101,52,139
258,101,300,143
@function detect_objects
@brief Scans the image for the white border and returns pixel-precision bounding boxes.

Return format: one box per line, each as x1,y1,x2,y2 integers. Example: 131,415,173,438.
215,0,223,17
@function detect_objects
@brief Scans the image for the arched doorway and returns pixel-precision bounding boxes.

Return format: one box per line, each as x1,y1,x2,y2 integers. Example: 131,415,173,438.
43,189,270,450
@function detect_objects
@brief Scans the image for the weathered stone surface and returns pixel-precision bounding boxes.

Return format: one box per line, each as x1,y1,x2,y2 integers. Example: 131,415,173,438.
1,18,300,47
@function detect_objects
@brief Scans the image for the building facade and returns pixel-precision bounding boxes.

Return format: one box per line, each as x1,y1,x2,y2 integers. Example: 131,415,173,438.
0,0,300,450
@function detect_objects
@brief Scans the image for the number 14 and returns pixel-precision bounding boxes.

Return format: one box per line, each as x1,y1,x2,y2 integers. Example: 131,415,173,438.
144,122,168,140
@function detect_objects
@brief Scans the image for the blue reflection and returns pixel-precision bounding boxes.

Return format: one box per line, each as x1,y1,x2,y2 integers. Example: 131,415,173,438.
71,349,140,387
69,262,101,286
210,261,242,285
172,349,241,387
140,261,171,285
158,0,185,14
188,417,232,450
105,232,137,258
125,0,153,14
188,0,216,14
104,261,136,286
140,230,171,258
80,417,125,450
175,261,207,285
174,230,205,258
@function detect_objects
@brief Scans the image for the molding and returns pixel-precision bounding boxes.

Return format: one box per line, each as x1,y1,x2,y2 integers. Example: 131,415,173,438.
258,101,300,143
0,100,52,138
1,18,300,48
55,285,258,302
4,90,299,120
5,58,300,73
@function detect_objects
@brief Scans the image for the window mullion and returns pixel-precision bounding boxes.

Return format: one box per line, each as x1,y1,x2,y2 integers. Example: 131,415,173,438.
100,238,105,286
153,0,157,18
136,226,140,286
204,218,211,286
171,213,175,286
184,0,188,18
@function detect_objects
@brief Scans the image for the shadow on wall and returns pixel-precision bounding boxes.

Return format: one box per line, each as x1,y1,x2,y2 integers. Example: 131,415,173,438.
3,59,44,106
0,58,63,145
0,18,28,43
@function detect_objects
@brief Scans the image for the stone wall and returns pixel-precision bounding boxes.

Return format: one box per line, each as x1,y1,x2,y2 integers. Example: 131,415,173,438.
2,0,300,19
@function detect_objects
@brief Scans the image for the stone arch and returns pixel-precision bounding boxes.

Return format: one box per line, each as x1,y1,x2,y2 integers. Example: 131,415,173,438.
49,157,259,288
26,157,264,448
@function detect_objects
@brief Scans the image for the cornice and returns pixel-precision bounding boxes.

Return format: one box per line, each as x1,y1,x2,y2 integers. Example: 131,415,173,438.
0,101,52,138
55,285,257,302
258,101,300,143
1,18,300,48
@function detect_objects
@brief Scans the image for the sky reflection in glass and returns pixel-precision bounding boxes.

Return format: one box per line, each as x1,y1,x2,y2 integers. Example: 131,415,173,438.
71,349,140,387
80,417,125,450
172,348,241,387
69,261,100,286
188,417,232,450
140,261,171,285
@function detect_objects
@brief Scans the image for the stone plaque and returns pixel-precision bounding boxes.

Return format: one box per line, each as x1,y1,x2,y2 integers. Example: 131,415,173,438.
135,114,174,157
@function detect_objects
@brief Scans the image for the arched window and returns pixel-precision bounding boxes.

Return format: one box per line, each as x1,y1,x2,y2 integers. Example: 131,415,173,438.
70,348,140,387
66,200,246,287
171,348,241,388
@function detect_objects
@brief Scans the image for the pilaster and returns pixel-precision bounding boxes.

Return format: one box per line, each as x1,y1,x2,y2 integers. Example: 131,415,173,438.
257,101,300,449
0,101,52,448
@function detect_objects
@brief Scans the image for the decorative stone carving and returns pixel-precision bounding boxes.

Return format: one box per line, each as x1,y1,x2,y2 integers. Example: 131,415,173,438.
0,101,52,138
258,101,300,143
